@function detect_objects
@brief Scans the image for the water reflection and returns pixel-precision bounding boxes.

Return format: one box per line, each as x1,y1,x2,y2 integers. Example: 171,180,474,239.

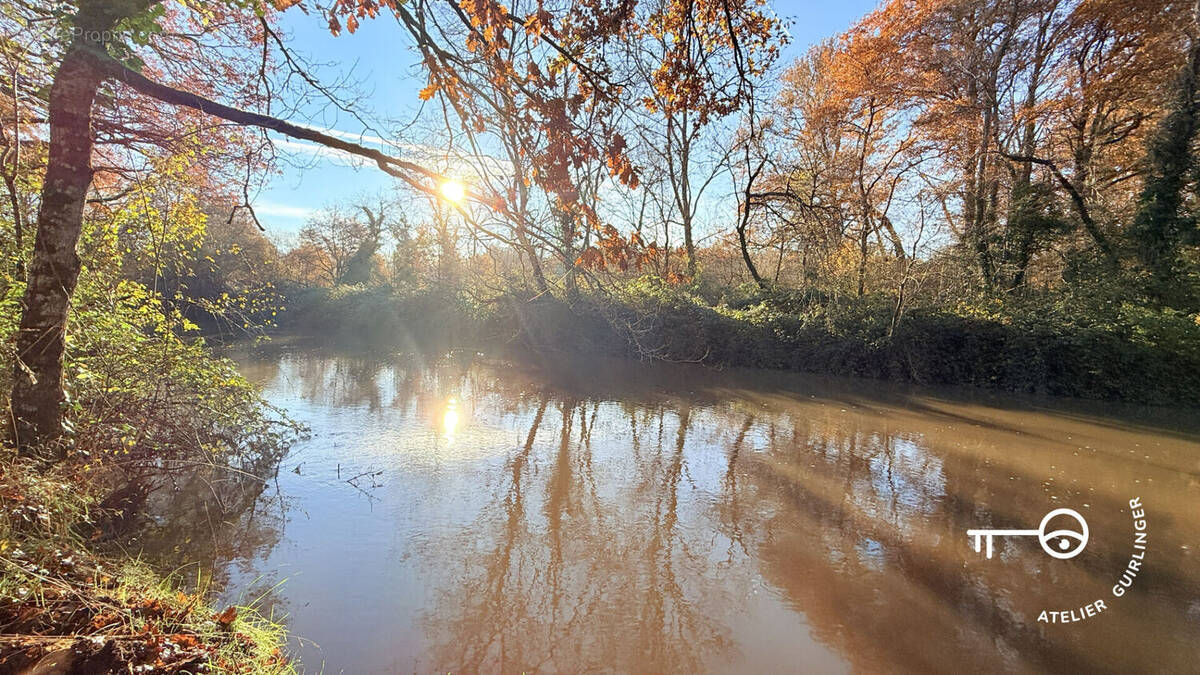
442,397,461,441
117,457,288,596
213,347,1200,673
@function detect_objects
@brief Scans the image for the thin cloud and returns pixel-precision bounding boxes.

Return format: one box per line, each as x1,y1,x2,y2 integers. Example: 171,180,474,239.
291,121,389,147
269,126,509,184
271,137,367,165
252,201,315,220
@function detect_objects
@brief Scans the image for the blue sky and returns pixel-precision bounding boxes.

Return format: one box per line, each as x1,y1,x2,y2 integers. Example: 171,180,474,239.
251,0,881,238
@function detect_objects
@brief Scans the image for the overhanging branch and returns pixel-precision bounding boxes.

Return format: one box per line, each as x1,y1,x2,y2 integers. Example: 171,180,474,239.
82,46,454,199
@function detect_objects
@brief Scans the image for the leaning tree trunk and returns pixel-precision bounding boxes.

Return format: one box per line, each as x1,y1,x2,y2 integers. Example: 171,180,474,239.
11,48,103,455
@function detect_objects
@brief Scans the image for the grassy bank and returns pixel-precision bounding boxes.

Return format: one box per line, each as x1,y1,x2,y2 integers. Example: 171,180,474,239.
0,257,301,671
0,454,292,673
279,278,1200,407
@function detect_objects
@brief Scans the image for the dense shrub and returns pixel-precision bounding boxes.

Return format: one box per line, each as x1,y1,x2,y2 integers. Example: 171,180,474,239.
278,284,485,350
509,278,1200,406
274,275,1200,406
0,218,299,474
0,205,298,672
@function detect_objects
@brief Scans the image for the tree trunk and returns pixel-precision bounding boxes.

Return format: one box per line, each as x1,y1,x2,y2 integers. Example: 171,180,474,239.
519,230,549,293
1007,104,1038,289
11,48,104,454
557,207,579,301
737,153,767,290
736,218,763,289
856,226,869,297
683,211,696,278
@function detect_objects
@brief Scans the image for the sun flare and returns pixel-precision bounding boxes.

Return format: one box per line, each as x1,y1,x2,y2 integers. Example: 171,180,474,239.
442,397,460,440
440,179,466,203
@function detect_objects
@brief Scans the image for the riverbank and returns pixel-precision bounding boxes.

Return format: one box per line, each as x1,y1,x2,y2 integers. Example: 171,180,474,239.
275,278,1200,407
0,273,302,672
0,454,292,673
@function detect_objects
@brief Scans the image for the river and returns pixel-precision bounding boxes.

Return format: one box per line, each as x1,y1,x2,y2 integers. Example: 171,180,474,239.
170,346,1200,673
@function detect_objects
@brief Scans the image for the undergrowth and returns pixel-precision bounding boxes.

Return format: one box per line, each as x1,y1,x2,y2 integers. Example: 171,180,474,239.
279,275,1200,406
0,207,302,672
0,454,293,673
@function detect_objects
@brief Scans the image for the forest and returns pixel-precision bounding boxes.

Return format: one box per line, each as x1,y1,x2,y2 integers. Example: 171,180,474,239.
1,0,1198,671
197,0,1198,404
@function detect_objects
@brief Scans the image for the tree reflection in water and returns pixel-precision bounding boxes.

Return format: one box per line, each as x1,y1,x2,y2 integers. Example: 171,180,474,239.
217,347,1200,673
119,457,289,610
416,394,747,673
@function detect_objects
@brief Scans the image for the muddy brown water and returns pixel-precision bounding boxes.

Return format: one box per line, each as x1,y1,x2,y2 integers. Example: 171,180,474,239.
182,347,1200,673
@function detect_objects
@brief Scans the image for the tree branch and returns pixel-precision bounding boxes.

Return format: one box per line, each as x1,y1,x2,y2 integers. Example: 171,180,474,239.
82,46,457,201
998,149,1116,262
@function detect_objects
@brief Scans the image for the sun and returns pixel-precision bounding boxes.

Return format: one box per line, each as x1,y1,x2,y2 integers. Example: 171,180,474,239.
440,179,466,203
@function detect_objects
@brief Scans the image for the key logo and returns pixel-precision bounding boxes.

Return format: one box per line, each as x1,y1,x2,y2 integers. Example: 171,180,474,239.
967,507,1089,560
967,497,1149,624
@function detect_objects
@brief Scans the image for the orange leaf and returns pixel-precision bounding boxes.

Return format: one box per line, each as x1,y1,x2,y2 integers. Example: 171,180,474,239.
213,606,237,628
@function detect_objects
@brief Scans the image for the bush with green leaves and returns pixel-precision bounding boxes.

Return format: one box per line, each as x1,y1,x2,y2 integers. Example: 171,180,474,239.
492,276,1200,406
0,163,299,477
0,172,299,670
278,283,483,350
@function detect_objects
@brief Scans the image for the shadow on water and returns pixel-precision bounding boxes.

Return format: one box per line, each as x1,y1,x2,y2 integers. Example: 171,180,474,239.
110,458,290,604
179,343,1199,673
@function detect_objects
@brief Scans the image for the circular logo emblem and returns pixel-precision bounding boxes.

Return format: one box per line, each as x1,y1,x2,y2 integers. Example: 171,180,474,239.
1037,508,1088,559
